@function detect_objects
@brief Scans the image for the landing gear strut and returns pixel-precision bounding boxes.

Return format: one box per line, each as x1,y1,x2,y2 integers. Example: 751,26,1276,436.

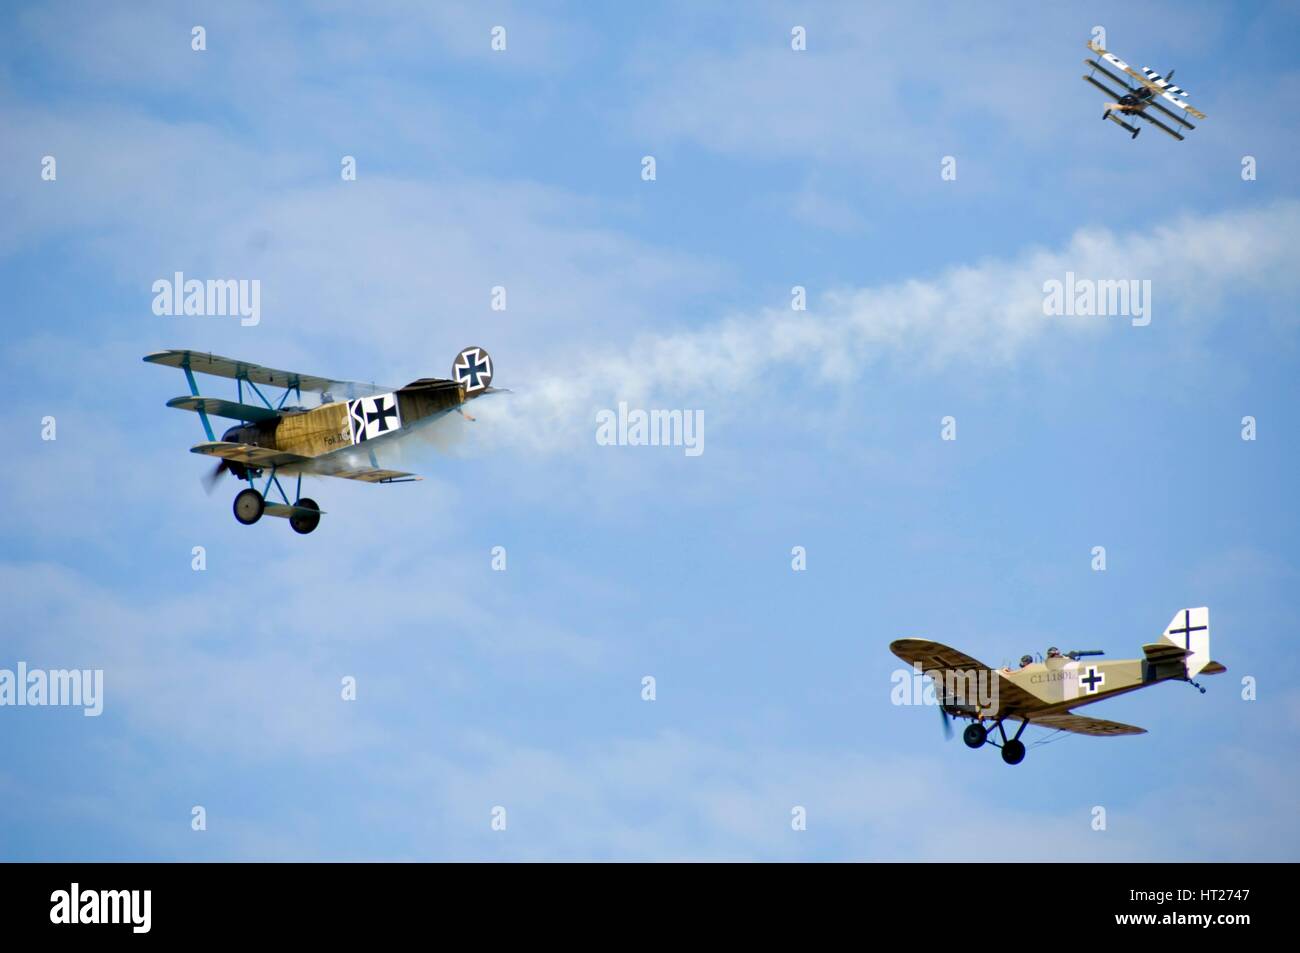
232,470,324,534
964,717,1030,765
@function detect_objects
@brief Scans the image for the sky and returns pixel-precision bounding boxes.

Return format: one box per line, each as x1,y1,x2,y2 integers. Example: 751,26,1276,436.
1,1,1298,860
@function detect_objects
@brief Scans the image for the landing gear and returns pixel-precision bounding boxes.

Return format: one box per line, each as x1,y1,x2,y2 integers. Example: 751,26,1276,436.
965,718,1030,765
233,488,265,525
231,470,325,535
289,498,321,535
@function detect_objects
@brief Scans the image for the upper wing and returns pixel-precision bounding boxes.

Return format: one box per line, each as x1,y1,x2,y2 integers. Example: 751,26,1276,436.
889,639,1043,717
190,442,420,483
145,350,395,398
1030,711,1146,737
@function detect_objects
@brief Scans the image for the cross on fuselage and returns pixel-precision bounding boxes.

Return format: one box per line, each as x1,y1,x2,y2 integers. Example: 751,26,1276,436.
366,398,398,433
1081,667,1104,692
459,353,488,388
1167,609,1207,652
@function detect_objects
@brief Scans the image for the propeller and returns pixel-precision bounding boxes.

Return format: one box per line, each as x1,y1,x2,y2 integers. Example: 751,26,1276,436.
202,459,230,494
939,704,953,741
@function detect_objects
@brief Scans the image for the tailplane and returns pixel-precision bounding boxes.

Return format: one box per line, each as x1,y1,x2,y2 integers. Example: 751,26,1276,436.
1157,607,1221,678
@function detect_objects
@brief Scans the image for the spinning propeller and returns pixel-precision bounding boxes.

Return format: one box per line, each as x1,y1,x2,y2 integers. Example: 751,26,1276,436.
202,459,231,494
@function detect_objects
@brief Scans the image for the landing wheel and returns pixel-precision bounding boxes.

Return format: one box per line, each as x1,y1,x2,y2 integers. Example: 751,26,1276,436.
963,723,987,749
1001,739,1026,765
233,488,265,525
289,498,321,535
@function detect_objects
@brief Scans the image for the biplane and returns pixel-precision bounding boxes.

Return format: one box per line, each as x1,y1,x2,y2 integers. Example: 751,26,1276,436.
1082,40,1205,140
145,346,502,534
891,608,1225,765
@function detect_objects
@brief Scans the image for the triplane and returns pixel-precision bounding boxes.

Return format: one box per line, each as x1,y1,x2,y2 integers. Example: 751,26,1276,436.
1082,40,1205,140
891,608,1225,765
145,346,502,534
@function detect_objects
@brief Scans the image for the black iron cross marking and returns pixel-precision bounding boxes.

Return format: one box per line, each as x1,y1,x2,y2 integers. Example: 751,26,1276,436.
1167,609,1207,652
366,397,398,434
1081,667,1104,693
458,352,488,388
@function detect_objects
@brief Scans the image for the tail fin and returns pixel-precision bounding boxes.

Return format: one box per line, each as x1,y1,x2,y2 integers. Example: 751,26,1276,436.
1158,607,1211,677
451,346,494,396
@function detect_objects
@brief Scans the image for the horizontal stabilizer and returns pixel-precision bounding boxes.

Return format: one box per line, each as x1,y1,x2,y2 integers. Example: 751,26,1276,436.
1143,642,1190,663
1200,661,1228,675
167,396,281,423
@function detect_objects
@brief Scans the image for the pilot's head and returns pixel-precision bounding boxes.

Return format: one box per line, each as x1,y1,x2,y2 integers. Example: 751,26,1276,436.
1020,654,1034,668
1047,646,1062,658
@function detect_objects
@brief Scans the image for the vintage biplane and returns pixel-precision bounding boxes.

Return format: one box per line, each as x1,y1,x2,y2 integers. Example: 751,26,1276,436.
890,608,1225,765
145,346,501,534
1082,40,1205,140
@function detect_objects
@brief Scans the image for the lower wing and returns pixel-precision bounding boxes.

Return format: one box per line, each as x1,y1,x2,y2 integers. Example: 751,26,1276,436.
190,442,420,483
1132,108,1186,141
1028,712,1146,736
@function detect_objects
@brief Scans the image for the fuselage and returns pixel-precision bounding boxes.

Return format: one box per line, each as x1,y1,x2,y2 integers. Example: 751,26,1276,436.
221,378,466,463
997,651,1183,716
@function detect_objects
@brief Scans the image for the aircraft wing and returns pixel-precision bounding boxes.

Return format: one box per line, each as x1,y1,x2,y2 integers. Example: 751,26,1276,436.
190,442,420,483
1132,108,1186,141
145,350,395,398
166,396,281,423
1146,97,1196,130
889,639,1043,716
191,441,311,470
1082,73,1130,102
1029,712,1146,737
1086,40,1205,120
1083,56,1133,93
295,453,421,483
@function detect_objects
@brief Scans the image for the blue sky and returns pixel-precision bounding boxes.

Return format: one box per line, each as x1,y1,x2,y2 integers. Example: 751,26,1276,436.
1,1,1298,860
